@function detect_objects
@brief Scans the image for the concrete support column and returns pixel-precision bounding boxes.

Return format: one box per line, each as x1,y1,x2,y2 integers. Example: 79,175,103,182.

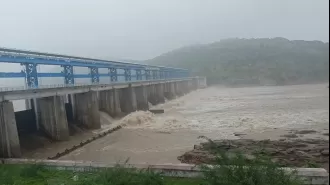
187,80,193,92
175,82,184,97
169,82,177,99
99,89,122,117
28,98,40,131
74,91,100,129
99,90,112,114
25,99,39,130
0,101,21,158
147,85,157,105
198,77,207,88
182,81,189,94
112,88,122,117
68,94,75,117
135,85,149,110
120,84,137,113
155,83,165,103
37,96,69,141
25,99,32,110
164,82,176,100
192,78,199,90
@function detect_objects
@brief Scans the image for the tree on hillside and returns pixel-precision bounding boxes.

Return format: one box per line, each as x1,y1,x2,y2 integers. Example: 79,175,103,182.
147,38,329,85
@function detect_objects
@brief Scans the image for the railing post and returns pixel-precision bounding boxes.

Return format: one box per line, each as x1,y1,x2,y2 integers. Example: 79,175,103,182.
109,68,118,82
159,70,164,79
62,65,74,85
152,70,157,80
90,67,99,84
164,71,168,79
136,69,142,81
22,63,40,131
145,69,151,80
125,68,131,81
23,63,38,88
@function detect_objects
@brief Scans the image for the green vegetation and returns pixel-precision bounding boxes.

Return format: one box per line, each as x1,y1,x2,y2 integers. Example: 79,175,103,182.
0,164,202,185
199,136,303,185
0,138,302,185
0,156,302,185
201,152,302,185
147,38,329,85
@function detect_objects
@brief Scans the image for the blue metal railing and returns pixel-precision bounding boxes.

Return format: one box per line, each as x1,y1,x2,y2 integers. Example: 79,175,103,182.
0,47,189,91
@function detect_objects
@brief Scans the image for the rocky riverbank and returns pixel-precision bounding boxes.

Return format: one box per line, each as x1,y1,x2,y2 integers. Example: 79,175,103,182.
178,137,329,171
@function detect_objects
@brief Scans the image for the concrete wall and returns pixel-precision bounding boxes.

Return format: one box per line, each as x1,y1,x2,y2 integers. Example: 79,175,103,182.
37,96,69,141
0,101,21,158
0,77,207,159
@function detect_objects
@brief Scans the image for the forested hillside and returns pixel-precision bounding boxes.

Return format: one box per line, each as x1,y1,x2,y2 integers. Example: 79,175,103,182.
147,38,329,85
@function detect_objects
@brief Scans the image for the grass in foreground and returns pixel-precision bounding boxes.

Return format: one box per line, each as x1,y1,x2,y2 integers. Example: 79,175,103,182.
0,155,303,185
199,136,303,185
0,164,202,185
0,138,303,185
201,152,302,185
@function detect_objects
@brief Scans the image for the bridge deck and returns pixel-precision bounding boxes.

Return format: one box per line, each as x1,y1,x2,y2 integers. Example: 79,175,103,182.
0,78,194,101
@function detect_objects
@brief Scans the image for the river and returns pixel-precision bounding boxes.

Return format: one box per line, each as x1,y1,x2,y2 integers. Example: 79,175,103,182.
54,83,329,164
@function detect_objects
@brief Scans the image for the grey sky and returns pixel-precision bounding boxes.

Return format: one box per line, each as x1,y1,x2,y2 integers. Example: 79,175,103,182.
0,0,329,61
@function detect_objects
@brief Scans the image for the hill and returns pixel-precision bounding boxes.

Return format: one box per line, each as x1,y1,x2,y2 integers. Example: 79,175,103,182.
146,38,329,85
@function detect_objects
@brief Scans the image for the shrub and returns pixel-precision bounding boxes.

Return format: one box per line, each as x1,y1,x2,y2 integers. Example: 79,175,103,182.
199,137,303,185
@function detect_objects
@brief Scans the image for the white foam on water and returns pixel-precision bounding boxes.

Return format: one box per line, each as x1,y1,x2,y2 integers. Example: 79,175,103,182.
118,84,329,139
120,111,155,127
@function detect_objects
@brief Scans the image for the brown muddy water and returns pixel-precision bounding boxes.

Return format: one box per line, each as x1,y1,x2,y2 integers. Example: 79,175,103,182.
24,84,329,165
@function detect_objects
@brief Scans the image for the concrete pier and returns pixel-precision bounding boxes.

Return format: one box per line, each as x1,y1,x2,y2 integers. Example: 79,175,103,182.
99,90,113,115
148,84,165,104
192,77,199,90
0,77,207,159
0,101,21,158
99,89,122,117
120,85,137,113
37,96,69,141
147,85,157,105
182,81,189,94
164,82,176,100
155,84,165,103
198,77,207,88
188,81,193,92
112,89,122,116
135,86,149,110
175,82,184,97
74,91,101,129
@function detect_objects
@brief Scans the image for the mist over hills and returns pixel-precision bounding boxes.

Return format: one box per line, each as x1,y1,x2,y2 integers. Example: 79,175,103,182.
146,38,329,85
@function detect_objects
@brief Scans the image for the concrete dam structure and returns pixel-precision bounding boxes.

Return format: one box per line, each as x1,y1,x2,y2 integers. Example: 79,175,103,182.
0,47,207,158
0,77,206,158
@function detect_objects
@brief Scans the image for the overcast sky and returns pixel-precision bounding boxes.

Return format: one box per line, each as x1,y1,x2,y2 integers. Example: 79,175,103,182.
0,0,329,61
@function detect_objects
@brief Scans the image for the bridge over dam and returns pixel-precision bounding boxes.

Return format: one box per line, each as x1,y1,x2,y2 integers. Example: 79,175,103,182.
0,47,207,158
